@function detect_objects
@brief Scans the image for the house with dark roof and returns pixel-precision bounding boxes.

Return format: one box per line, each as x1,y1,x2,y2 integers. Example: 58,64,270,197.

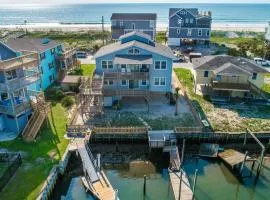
192,55,269,99
94,31,176,106
6,38,77,90
111,13,157,40
168,8,212,46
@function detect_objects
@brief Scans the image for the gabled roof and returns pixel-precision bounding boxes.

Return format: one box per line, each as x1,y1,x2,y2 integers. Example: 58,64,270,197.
114,55,153,65
193,55,268,74
169,8,199,18
119,31,152,41
94,32,176,60
6,37,61,53
111,13,157,20
214,63,251,76
0,41,17,61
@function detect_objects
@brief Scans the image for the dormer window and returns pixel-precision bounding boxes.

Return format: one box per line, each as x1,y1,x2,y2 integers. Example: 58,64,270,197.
180,11,186,15
128,48,140,55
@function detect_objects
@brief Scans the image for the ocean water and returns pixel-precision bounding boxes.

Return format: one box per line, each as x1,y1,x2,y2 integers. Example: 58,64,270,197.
0,3,270,26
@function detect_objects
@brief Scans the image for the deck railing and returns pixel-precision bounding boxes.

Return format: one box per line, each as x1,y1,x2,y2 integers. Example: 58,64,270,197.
92,126,148,134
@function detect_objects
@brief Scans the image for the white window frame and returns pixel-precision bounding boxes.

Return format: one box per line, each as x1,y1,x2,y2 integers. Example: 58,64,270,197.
153,77,166,86
190,18,193,24
104,80,114,86
180,11,186,15
154,61,167,70
187,29,192,36
101,60,113,69
140,80,147,86
198,29,203,36
128,48,140,55
206,29,210,37
185,18,189,24
120,21,124,27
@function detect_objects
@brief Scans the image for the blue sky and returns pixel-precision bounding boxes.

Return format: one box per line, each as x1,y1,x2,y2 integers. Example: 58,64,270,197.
0,0,270,4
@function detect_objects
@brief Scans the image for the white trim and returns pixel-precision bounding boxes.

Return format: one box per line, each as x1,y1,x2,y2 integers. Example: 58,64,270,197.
170,8,197,19
111,19,156,22
169,27,210,30
154,60,167,70
101,60,114,69
153,77,166,86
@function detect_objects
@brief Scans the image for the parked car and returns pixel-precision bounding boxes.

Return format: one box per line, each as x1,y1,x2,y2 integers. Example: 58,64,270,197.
76,51,88,58
254,57,268,66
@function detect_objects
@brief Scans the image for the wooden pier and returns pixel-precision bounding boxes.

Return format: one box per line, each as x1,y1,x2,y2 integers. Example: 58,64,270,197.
218,149,250,169
75,139,116,200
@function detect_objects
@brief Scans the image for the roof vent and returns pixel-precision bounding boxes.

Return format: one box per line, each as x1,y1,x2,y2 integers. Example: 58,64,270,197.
41,38,50,44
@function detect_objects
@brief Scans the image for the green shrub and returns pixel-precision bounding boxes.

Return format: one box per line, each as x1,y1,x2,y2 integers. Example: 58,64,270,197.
61,96,74,108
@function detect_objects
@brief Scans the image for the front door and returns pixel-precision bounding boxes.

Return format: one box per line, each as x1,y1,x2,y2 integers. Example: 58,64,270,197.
129,80,134,89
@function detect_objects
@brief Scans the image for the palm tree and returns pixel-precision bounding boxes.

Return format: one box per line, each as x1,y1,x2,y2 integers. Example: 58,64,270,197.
174,87,180,116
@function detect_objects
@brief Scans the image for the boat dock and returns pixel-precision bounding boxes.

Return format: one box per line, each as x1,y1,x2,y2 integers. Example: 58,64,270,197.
218,149,250,169
75,139,117,200
148,130,193,200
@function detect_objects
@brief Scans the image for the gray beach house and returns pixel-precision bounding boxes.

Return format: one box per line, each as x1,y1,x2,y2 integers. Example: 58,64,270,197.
111,13,157,40
168,8,212,46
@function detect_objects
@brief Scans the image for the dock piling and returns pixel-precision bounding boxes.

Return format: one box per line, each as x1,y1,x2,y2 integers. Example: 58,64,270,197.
240,151,248,175
143,175,146,195
181,139,186,166
192,169,198,200
178,169,183,200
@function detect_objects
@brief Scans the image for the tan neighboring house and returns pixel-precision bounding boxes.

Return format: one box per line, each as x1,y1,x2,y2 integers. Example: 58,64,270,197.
192,55,269,100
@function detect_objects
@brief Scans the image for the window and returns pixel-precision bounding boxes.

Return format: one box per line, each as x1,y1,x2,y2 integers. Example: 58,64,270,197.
121,80,127,86
132,23,135,30
177,19,182,25
155,61,167,70
154,77,166,86
185,18,189,23
128,48,140,55
0,92,8,101
6,69,17,80
40,52,46,60
252,73,257,80
204,71,209,77
104,80,114,85
177,28,180,34
206,30,210,37
102,61,113,69
149,20,154,28
109,80,114,85
50,48,55,55
198,29,202,36
112,20,116,26
180,11,186,15
120,21,124,27
190,18,194,24
187,29,192,36
140,80,147,86
48,62,54,69
216,75,222,81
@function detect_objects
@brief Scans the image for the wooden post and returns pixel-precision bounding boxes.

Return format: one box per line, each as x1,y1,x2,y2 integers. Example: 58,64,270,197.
240,151,248,175
97,153,101,171
102,16,105,46
256,148,265,177
115,189,118,200
178,170,183,200
192,169,198,200
181,139,186,166
143,175,146,195
243,131,247,149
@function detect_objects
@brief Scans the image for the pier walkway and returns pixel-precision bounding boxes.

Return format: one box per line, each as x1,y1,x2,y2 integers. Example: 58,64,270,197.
75,139,116,200
148,130,193,200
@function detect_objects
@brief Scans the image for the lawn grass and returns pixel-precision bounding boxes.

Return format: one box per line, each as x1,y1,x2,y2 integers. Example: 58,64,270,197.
68,64,95,77
0,103,68,200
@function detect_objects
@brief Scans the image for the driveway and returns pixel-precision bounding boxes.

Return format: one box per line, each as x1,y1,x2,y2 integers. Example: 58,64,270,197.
78,55,95,65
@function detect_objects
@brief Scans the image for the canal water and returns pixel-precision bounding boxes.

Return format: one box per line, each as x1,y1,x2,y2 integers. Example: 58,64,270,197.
61,144,270,200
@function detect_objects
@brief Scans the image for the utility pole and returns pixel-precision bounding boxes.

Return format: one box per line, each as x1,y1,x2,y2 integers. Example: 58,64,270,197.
102,16,105,46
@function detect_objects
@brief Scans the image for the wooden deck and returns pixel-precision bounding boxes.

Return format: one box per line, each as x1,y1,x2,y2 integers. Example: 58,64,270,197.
76,139,116,200
218,149,250,168
169,169,193,200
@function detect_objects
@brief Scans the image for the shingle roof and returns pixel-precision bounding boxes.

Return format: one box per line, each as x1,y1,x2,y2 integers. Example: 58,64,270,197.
119,31,152,41
114,55,153,65
193,55,268,74
111,13,157,20
6,38,61,53
0,41,17,61
94,40,176,60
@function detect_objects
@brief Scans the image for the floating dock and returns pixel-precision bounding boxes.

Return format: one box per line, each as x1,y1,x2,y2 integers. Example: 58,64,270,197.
218,149,250,169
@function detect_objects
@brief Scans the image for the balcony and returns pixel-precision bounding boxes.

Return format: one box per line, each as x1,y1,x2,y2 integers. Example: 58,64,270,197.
0,100,31,116
56,48,77,60
104,71,149,80
0,52,39,71
104,88,149,97
211,81,251,92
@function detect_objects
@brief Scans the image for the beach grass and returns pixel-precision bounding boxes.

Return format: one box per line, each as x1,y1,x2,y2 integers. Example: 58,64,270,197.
0,103,68,200
174,68,270,132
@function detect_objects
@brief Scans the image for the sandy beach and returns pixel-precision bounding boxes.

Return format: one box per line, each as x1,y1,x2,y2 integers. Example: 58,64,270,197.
0,22,267,33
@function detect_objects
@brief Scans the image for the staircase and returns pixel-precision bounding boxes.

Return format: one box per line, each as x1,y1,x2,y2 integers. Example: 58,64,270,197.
22,94,51,142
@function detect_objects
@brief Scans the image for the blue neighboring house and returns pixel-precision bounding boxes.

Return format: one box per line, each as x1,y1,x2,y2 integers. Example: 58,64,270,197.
6,38,64,90
168,8,212,46
94,31,176,106
266,22,270,43
0,41,41,138
111,13,157,41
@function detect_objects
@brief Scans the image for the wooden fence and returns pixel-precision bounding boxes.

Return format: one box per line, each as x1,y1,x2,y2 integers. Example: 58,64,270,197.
92,126,148,134
174,126,203,133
